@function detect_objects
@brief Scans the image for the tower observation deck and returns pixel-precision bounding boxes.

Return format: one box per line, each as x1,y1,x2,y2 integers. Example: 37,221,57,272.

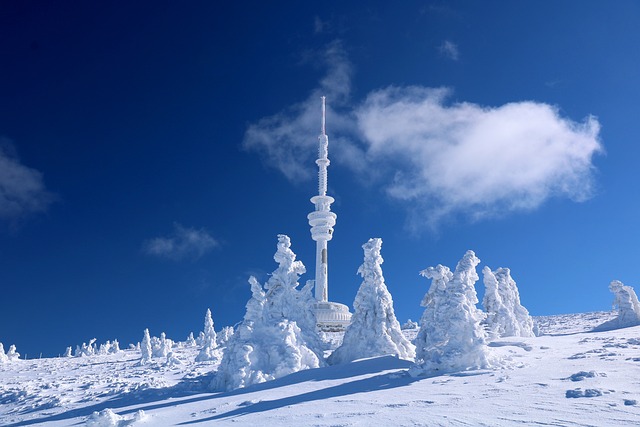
308,97,352,332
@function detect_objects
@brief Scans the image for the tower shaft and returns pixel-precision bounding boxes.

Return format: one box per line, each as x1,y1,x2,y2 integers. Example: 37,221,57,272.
308,96,336,302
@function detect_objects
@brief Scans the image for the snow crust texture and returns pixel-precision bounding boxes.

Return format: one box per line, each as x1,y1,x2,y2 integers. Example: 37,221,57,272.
482,266,535,338
413,250,491,375
215,235,324,391
329,238,415,364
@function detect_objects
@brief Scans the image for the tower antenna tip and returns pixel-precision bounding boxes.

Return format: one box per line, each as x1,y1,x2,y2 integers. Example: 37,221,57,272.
321,96,326,135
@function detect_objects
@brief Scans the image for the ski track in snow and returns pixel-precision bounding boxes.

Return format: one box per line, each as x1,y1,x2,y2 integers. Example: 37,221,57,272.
2,312,640,426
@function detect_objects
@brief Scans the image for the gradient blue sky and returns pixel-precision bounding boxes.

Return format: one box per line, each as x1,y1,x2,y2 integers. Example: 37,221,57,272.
2,1,639,358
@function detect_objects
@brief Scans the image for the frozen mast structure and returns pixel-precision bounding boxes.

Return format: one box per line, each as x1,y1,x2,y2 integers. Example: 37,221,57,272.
308,96,352,331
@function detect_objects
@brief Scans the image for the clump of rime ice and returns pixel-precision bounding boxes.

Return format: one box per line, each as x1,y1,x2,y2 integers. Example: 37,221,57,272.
329,238,415,364
196,308,221,362
411,250,490,376
595,280,640,331
482,266,535,338
215,235,324,391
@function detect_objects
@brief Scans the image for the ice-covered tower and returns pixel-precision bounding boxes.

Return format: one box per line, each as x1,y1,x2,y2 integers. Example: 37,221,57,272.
308,96,336,302
308,97,351,331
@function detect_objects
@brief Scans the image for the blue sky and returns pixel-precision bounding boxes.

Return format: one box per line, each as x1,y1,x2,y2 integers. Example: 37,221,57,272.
2,1,639,358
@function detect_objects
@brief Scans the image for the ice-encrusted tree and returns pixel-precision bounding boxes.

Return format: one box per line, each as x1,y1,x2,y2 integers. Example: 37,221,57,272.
215,235,324,391
0,343,8,363
7,344,20,361
140,328,152,364
217,326,235,346
196,308,221,362
329,238,415,364
482,266,535,338
596,280,640,330
412,250,490,376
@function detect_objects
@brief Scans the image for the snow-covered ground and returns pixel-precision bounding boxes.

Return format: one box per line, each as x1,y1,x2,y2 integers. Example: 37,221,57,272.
2,311,640,426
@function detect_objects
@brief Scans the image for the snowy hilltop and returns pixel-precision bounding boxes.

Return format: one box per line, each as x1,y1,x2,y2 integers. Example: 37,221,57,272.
3,311,640,426
3,239,640,426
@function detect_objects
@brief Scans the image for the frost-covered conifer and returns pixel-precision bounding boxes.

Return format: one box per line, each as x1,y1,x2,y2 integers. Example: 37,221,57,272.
0,343,8,363
152,332,172,358
482,266,535,338
215,235,323,391
186,332,197,347
196,308,221,362
329,238,415,364
401,320,419,330
596,280,640,331
412,250,490,376
140,329,152,363
7,344,20,361
217,326,235,347
64,346,73,358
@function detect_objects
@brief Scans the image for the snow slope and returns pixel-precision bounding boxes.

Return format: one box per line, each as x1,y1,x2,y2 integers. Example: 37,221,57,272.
2,311,640,426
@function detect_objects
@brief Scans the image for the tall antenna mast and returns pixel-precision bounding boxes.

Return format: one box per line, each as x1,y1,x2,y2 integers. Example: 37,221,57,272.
321,95,326,136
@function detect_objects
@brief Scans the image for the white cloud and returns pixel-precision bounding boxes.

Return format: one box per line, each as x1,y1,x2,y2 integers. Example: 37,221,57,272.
356,86,603,228
0,139,55,221
439,40,460,61
243,44,604,231
143,223,219,261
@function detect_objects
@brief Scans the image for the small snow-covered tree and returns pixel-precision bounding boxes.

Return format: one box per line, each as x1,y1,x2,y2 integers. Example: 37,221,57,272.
412,250,490,376
152,332,173,358
596,280,640,331
329,238,415,364
217,326,235,347
140,328,152,364
482,266,535,338
7,344,20,361
64,346,73,358
215,235,323,391
186,332,197,347
0,343,8,363
196,308,221,362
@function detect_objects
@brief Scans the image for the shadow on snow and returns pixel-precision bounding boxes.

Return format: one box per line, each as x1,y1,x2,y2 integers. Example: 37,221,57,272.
3,356,418,426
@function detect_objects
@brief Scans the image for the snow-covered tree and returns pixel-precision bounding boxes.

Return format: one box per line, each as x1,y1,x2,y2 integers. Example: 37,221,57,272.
185,332,197,347
412,250,490,376
596,280,640,331
329,238,415,364
401,319,419,330
152,332,173,358
7,344,20,361
64,346,73,358
215,235,324,391
217,326,235,347
482,266,535,338
196,308,221,362
0,343,8,363
140,329,152,364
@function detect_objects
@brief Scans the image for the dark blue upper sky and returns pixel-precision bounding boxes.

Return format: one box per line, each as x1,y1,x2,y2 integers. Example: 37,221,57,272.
2,1,640,357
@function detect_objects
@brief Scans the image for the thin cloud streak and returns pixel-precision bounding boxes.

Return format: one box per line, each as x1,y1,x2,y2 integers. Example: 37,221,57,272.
0,139,56,222
143,223,219,261
242,41,356,183
438,40,460,61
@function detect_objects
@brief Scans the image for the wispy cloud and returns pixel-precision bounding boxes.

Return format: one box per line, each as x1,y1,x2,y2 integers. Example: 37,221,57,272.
438,40,460,61
243,43,603,231
143,223,219,261
0,139,56,222
242,41,358,182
